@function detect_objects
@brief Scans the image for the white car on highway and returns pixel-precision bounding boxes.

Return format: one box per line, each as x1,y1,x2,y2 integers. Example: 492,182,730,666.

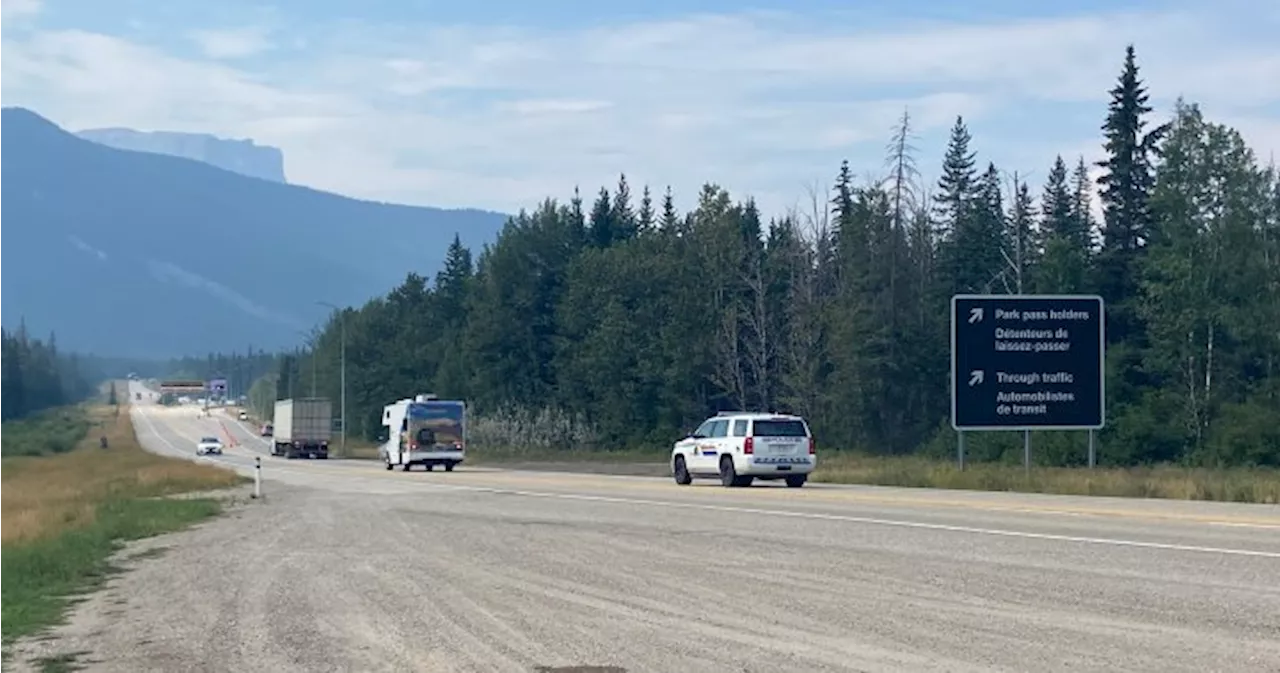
671,412,815,488
196,436,224,456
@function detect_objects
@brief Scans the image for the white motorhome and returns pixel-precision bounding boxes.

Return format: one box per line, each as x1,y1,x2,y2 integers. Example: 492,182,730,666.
380,394,467,472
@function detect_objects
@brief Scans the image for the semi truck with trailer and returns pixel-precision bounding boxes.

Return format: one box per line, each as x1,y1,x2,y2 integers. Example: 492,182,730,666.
380,394,466,471
272,398,333,459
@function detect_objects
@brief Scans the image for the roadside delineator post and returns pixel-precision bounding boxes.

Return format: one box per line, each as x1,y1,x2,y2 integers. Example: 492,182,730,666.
253,457,262,500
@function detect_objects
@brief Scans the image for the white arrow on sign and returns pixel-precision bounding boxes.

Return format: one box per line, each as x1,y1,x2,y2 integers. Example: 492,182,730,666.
968,370,984,386
968,307,984,324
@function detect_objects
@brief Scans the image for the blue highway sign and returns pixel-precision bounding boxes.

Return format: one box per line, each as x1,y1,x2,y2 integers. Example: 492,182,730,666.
951,294,1105,431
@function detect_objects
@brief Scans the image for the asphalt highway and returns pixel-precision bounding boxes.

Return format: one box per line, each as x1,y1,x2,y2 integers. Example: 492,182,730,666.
12,381,1280,672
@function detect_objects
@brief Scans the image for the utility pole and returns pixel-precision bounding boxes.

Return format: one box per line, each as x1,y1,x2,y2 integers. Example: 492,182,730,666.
319,301,346,457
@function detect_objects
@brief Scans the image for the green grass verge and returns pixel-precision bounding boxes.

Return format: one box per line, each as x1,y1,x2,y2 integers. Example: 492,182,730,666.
2,497,222,645
1,408,94,458
466,447,669,464
813,453,1280,503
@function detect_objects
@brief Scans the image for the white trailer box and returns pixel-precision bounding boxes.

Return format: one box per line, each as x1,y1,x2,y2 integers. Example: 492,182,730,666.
272,397,333,459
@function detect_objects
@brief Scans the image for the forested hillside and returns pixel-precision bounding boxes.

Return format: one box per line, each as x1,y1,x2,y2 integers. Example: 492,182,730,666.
1,325,96,421
233,47,1278,467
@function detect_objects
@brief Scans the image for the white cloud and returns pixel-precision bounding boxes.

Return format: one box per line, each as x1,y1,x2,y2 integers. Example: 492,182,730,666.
67,235,107,261
1,8,1277,218
502,99,614,116
1,0,40,20
188,26,274,59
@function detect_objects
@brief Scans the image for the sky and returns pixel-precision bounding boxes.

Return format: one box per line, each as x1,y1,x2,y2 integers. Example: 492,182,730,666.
3,0,1278,219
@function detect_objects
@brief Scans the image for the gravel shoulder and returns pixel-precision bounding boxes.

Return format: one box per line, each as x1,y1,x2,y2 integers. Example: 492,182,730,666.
11,388,1277,672
8,473,1280,673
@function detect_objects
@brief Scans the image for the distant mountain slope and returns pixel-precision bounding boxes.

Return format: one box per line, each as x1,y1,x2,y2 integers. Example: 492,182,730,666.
77,127,288,183
1,107,508,358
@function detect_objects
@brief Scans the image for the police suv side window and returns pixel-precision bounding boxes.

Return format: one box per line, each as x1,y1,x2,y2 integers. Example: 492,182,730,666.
732,420,749,437
692,421,713,438
709,420,729,437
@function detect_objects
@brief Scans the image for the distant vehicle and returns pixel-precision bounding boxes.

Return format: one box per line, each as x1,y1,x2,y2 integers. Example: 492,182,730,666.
196,436,223,456
379,394,466,472
272,398,331,459
238,410,248,421
671,412,815,488
260,423,273,437
136,392,142,401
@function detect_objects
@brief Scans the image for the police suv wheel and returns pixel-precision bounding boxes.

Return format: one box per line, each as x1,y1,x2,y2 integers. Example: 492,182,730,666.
673,456,692,485
719,456,737,487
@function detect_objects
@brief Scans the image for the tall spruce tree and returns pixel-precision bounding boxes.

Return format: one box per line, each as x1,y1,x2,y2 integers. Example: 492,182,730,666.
1094,45,1168,344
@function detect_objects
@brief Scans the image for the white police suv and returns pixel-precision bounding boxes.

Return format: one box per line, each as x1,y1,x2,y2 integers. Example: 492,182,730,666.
670,412,815,488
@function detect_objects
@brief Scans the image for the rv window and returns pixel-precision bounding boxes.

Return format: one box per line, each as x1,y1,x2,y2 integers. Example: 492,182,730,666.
400,419,408,431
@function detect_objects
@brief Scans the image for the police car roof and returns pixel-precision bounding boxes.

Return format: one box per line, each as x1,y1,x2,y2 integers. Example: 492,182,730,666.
713,411,805,420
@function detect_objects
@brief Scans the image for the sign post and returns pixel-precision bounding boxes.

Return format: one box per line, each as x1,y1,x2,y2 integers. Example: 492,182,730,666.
253,456,262,499
951,294,1105,470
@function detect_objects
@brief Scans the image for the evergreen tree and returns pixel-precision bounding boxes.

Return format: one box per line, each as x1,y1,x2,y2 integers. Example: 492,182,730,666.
1,327,93,420
1095,44,1168,344
588,187,614,248
611,174,638,243
638,185,655,231
1003,175,1038,294
932,116,978,243
659,186,681,231
1037,156,1091,293
1072,157,1098,251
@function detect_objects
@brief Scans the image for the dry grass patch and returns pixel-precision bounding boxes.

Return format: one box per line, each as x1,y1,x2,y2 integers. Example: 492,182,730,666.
340,442,381,460
2,405,241,546
813,453,1280,503
2,402,243,646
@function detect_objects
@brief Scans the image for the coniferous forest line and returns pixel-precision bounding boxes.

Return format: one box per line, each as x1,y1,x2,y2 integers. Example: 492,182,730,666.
1,325,97,422
184,46,1280,468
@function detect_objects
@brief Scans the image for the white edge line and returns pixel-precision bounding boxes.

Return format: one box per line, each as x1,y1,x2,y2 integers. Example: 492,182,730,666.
404,481,1280,560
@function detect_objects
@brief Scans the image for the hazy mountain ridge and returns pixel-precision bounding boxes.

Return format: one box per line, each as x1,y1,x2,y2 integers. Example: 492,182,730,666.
76,127,288,183
1,107,509,358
